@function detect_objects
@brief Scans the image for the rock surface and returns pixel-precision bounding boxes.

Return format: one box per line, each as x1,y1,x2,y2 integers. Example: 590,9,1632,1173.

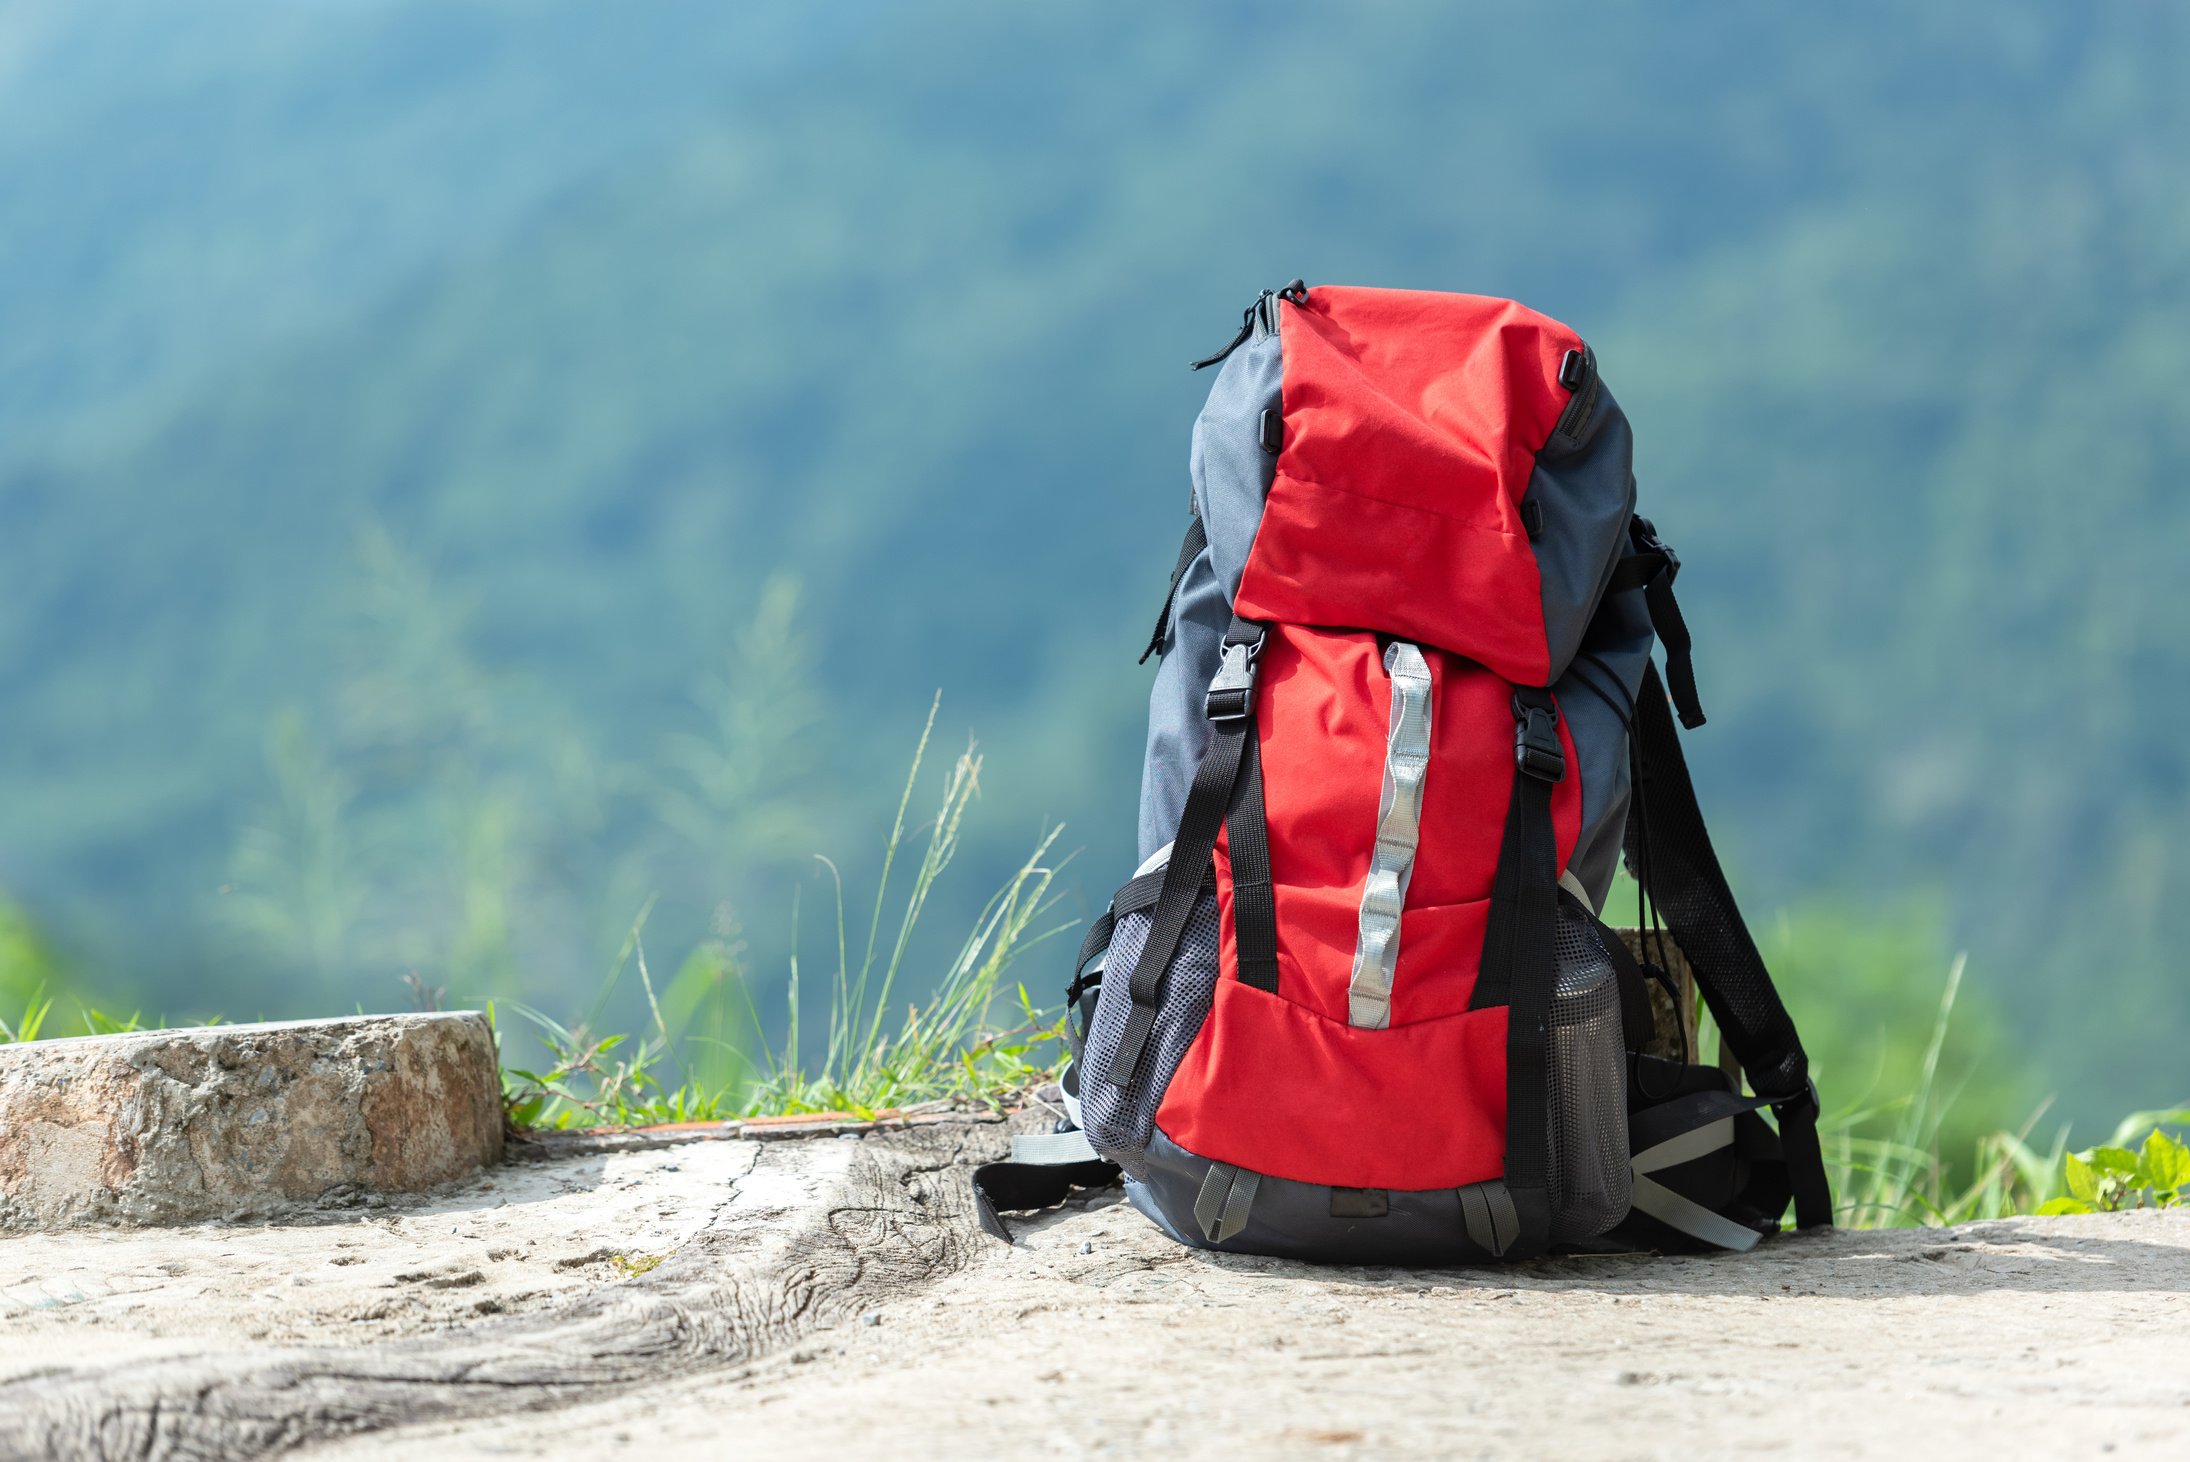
0,1013,503,1229
0,1117,2184,1459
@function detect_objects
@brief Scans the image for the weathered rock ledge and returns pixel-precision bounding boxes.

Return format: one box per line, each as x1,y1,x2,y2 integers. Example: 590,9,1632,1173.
0,1012,503,1229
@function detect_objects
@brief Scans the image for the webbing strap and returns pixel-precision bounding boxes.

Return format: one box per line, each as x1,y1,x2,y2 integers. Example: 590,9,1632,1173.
1630,1173,1762,1252
1347,640,1432,1028
1468,687,1565,1259
1010,1128,1100,1165
1103,720,1245,1088
1139,515,1209,664
1624,518,1705,729
1643,574,1705,731
971,1155,1120,1244
1227,731,1280,994
1625,1089,1779,1251
1191,1162,1261,1244
1625,660,1832,1231
1103,619,1267,1089
1069,864,1178,997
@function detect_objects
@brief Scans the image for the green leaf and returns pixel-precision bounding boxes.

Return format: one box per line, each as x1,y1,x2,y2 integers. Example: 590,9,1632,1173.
2035,1196,2093,1216
2065,1152,2099,1202
2089,1145,2140,1176
2136,1130,2190,1193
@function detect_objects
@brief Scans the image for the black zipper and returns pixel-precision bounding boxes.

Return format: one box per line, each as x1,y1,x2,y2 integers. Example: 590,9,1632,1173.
1549,343,1599,451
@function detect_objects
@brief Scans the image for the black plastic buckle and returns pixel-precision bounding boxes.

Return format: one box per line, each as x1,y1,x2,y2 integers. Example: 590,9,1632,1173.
1513,697,1565,782
1205,636,1264,722
1770,1076,1823,1123
1558,348,1587,391
1630,515,1681,584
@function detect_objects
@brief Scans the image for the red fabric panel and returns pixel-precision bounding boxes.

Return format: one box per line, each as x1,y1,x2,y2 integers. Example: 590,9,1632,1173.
1189,625,1585,1186
1156,980,1510,1190
1215,626,1583,1025
1233,286,1583,685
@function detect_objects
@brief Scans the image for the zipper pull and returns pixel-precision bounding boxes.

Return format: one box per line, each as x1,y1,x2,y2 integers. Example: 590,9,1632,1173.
1188,299,1262,371
1189,281,1309,371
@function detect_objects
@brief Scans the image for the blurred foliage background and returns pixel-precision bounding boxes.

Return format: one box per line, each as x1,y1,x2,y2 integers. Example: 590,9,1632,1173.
1,0,2186,1144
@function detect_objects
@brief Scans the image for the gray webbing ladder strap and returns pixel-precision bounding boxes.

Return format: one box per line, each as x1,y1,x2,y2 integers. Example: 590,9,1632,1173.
1347,640,1432,1028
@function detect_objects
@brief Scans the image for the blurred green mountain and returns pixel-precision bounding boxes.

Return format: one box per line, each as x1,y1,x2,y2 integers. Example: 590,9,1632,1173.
0,0,2184,1127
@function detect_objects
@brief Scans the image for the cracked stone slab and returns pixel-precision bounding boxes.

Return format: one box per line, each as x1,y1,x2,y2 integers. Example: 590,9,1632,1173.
0,1120,989,1460
0,1013,503,1229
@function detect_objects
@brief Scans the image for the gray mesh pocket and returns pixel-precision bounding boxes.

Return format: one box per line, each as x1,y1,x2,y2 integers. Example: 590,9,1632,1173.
1078,866,1223,1183
1546,905,1634,1242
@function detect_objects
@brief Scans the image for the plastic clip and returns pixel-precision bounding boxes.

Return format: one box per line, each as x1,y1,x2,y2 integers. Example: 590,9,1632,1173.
1513,698,1565,782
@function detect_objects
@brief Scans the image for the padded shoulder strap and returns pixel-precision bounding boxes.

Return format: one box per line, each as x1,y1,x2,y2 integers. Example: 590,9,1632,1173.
1624,660,1833,1231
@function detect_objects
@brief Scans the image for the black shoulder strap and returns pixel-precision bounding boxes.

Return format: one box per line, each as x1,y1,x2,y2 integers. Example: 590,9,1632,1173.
1624,659,1832,1230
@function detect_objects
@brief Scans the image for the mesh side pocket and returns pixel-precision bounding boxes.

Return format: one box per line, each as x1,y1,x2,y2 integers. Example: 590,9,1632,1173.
1078,876,1224,1182
1546,906,1633,1242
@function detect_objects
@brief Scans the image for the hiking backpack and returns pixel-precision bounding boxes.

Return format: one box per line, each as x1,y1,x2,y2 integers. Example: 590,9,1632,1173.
977,283,1833,1262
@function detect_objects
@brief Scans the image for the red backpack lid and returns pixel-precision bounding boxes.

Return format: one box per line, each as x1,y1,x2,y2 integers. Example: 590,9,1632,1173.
1234,285,1584,686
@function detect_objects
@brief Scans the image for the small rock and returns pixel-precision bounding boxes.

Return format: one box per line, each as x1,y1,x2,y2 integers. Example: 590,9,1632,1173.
554,1247,616,1270
860,1311,882,1327
1078,1241,1094,1255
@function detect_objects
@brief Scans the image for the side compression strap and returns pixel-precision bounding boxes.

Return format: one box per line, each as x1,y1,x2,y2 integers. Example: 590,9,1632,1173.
1468,687,1567,1259
1609,518,1705,729
1139,515,1210,664
1065,862,1214,1062
1625,1086,1780,1252
1104,618,1267,1089
1625,660,1833,1230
